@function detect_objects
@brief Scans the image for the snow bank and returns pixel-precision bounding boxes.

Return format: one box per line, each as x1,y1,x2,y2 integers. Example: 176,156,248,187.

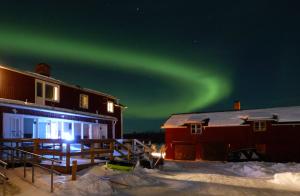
271,172,300,187
224,162,300,179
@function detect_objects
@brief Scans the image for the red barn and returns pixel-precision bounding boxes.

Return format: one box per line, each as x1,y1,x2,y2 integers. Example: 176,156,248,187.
162,105,300,162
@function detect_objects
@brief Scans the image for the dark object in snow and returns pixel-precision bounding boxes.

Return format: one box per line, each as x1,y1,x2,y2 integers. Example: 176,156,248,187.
139,159,152,169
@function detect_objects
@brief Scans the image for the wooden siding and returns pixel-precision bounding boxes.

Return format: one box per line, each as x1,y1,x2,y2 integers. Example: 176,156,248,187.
0,68,35,102
165,122,300,162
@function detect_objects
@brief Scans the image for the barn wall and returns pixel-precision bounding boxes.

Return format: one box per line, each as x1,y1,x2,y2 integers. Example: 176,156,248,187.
165,123,300,162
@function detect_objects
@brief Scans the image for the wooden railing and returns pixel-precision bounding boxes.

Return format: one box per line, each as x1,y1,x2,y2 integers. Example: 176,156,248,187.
0,159,8,196
0,138,155,172
0,143,61,193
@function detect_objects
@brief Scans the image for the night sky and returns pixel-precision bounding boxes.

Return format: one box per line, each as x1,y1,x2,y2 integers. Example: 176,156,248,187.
1,1,300,133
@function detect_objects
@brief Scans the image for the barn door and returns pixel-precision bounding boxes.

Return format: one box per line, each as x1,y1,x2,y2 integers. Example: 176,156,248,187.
174,144,196,160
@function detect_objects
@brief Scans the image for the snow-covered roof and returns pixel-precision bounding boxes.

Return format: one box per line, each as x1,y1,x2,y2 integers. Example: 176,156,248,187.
162,106,300,128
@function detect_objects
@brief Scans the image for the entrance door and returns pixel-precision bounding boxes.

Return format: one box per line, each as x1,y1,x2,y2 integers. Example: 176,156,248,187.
100,124,108,139
37,120,50,138
9,117,22,138
92,124,101,139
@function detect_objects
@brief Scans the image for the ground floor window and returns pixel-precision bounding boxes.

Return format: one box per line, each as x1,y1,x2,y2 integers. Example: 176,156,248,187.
3,113,110,140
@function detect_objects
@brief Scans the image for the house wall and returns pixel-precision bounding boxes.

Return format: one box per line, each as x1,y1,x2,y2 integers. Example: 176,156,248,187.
0,105,114,138
0,67,35,102
165,122,300,162
0,66,123,138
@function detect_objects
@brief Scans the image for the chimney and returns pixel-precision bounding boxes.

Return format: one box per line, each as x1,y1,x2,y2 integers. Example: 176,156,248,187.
35,63,51,77
234,100,241,111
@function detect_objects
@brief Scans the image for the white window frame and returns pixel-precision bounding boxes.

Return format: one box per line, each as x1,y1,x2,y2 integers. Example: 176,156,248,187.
79,94,89,109
253,120,267,132
107,101,114,113
191,124,202,134
35,79,60,103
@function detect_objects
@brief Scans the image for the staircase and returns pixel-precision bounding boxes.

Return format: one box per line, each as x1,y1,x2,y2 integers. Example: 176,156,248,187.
113,139,162,168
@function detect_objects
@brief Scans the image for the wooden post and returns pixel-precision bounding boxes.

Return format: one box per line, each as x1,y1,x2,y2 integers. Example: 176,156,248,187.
109,141,114,161
71,160,77,181
16,142,19,158
90,143,94,164
59,142,63,160
81,142,84,158
33,139,39,163
66,143,71,173
127,145,131,161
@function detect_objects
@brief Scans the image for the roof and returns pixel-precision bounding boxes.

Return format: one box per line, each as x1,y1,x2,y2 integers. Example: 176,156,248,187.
0,64,118,100
162,106,300,128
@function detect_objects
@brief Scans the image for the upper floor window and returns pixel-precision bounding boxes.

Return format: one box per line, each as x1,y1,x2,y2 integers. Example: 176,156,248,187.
191,124,202,134
45,84,59,101
79,94,89,109
254,121,267,132
35,80,59,103
107,101,114,113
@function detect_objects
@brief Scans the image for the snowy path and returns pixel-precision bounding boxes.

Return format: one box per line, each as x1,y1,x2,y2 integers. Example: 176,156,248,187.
3,161,300,195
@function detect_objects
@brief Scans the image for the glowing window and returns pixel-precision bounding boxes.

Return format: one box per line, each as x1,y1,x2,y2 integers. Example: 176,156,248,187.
45,84,59,101
79,94,89,109
254,121,267,132
191,124,202,134
107,101,114,113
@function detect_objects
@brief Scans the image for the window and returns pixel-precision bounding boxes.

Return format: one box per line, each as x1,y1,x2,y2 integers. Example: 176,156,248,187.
254,121,267,132
107,101,114,113
37,82,43,97
79,94,89,109
191,124,202,134
35,79,60,103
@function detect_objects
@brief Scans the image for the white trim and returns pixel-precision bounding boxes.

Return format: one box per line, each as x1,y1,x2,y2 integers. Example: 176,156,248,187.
0,98,117,121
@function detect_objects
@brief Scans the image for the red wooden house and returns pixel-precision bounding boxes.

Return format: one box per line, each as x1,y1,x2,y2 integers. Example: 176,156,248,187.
0,63,125,140
162,103,300,162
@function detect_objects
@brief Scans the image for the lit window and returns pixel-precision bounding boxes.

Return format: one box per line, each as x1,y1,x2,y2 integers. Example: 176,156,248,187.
191,124,202,134
36,79,59,102
79,94,89,109
45,84,59,101
107,101,114,113
254,121,267,132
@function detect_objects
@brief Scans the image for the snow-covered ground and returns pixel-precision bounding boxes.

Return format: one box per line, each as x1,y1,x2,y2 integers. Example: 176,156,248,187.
3,161,300,195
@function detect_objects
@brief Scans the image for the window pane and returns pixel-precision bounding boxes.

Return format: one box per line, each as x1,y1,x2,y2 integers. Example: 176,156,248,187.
107,101,114,112
80,94,88,108
45,84,54,99
37,82,43,97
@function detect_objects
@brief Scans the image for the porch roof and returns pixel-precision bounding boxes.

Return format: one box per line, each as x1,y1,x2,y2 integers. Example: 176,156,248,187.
0,98,117,121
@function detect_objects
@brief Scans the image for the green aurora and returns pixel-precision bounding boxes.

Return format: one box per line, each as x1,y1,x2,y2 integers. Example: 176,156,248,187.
0,26,231,118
